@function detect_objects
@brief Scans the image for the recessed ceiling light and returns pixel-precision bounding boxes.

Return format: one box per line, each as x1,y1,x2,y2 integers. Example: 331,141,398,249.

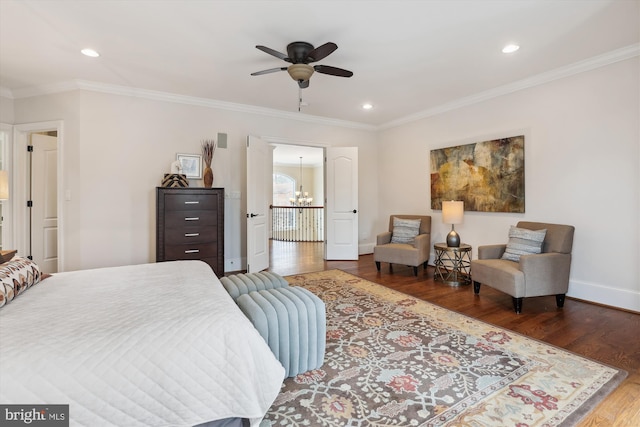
362,103,373,110
502,44,520,54
81,48,100,57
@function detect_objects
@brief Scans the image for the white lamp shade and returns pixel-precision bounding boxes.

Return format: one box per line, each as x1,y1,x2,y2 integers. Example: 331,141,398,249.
442,200,464,224
0,170,8,200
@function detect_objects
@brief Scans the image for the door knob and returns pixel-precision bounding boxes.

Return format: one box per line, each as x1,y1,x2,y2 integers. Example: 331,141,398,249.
250,213,258,218
353,209,357,214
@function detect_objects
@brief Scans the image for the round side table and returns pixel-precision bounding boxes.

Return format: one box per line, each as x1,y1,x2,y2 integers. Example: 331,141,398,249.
433,243,472,286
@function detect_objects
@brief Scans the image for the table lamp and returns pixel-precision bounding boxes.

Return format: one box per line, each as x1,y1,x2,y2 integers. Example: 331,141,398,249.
442,200,463,247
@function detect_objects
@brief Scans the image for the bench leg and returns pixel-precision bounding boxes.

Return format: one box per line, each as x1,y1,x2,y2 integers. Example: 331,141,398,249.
375,261,381,271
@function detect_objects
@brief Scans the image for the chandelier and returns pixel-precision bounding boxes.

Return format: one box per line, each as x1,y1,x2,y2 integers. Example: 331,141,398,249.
290,156,313,207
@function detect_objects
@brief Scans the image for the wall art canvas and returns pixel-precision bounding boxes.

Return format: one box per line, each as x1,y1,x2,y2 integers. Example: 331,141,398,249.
430,135,525,212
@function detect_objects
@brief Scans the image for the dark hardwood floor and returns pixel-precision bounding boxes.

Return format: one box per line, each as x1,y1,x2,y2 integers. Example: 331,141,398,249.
267,241,640,426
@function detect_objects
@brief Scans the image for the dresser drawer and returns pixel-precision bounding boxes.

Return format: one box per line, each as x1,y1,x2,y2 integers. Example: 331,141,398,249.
164,226,217,245
164,194,218,212
164,243,218,260
164,210,218,227
164,193,219,211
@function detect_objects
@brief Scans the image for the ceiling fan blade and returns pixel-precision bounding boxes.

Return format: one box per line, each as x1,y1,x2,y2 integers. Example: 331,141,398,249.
251,67,287,76
255,45,290,62
298,80,310,89
313,65,353,78
307,42,337,62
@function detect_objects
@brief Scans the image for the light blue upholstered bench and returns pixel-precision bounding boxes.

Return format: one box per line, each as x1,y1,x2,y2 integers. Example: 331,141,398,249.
236,286,326,378
220,272,289,300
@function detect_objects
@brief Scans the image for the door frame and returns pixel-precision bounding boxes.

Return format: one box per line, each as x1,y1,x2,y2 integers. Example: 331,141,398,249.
263,135,328,251
13,121,65,271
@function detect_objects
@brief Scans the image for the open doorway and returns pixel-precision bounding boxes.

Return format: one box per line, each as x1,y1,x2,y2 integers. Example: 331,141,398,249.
271,144,324,272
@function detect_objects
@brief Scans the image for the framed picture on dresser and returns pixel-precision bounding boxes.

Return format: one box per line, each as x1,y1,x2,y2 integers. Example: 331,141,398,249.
176,153,202,179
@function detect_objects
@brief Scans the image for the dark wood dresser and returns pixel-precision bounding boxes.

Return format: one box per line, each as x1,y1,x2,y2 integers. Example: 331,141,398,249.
156,187,224,277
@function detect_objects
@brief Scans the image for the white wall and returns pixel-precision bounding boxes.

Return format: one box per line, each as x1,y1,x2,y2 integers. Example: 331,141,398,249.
312,165,324,205
0,96,14,124
12,90,378,272
377,58,639,311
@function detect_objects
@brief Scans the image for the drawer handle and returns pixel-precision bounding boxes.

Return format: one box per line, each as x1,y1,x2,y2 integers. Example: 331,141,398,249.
185,217,200,221
185,233,200,237
184,249,200,254
184,201,200,205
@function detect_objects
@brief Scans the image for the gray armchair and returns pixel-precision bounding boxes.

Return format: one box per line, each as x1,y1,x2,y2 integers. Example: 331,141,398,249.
374,215,431,276
471,221,575,313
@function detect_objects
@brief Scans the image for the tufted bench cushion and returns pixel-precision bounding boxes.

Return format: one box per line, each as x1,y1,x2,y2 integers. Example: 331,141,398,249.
236,286,326,378
220,272,289,300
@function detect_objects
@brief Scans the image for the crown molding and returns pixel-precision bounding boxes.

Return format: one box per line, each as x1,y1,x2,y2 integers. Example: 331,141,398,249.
10,79,376,131
379,43,640,130
9,81,79,99
4,44,638,131
75,81,377,130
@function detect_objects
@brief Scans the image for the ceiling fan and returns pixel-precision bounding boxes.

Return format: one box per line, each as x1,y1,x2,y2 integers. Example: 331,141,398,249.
251,41,353,88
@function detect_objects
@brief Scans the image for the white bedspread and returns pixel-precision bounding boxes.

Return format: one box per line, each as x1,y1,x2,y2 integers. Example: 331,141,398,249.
0,261,285,426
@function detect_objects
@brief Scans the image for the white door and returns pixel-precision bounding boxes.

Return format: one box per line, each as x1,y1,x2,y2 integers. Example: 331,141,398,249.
31,134,58,273
325,147,358,260
246,135,270,273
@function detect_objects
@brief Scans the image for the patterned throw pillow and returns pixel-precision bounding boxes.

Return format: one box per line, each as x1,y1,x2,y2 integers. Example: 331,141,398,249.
0,257,42,309
390,217,421,244
501,226,547,262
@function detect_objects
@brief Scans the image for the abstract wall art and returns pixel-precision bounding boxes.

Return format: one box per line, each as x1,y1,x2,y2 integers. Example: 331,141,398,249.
430,135,525,212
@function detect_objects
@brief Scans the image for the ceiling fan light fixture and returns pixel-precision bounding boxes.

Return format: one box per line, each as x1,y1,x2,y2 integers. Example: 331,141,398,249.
288,64,314,82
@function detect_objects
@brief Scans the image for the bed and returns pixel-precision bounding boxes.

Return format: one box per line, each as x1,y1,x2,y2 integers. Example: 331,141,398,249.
0,259,285,427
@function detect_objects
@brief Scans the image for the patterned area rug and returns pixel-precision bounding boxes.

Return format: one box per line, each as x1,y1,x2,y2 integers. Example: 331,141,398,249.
263,269,626,427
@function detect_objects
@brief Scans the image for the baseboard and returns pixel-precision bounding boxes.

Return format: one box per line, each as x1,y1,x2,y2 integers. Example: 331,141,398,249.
567,278,640,313
359,243,375,255
359,245,437,266
225,257,244,273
